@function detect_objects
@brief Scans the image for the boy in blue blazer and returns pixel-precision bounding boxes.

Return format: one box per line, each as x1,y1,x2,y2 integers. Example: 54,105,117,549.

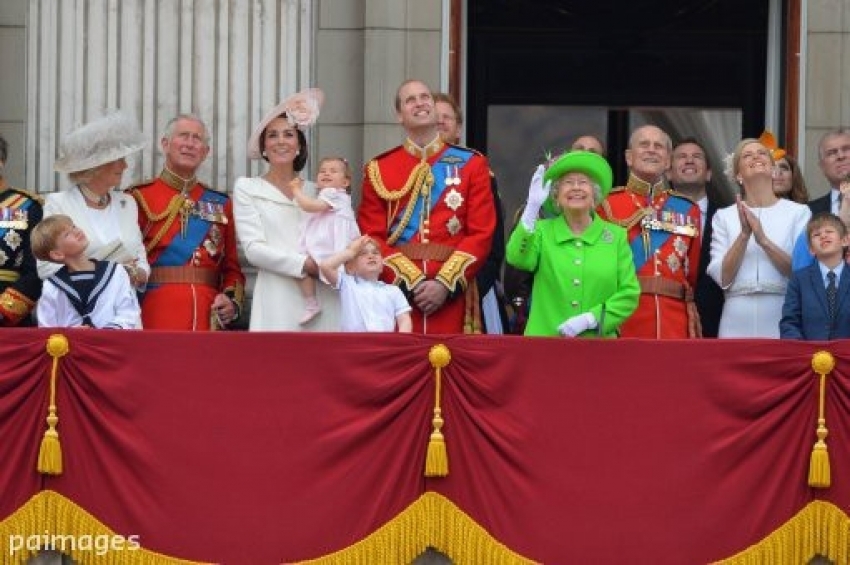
781,212,850,340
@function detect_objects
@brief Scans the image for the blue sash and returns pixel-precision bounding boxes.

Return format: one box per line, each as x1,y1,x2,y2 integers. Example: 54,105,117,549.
393,147,473,245
629,195,693,270
154,190,228,267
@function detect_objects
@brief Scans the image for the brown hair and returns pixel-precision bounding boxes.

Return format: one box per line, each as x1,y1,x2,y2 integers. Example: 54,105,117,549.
432,92,463,126
259,115,309,172
807,212,848,241
31,214,74,262
775,154,810,204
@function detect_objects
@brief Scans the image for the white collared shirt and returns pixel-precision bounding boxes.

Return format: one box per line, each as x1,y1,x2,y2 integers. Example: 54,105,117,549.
819,260,844,288
697,195,708,234
831,188,842,215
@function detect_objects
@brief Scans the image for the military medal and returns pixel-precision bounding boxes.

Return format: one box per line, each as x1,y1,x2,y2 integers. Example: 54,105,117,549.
446,215,462,236
446,165,461,186
205,224,222,257
666,253,681,273
445,187,464,211
0,208,27,230
4,229,21,250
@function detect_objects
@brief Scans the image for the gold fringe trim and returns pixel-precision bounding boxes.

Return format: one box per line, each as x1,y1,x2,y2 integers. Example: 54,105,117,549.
809,351,834,488
38,335,69,475
292,491,538,565
713,500,850,564
0,490,210,564
426,345,451,478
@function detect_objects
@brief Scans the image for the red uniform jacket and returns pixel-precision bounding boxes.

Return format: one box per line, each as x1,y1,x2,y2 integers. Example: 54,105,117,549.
132,169,245,331
357,139,495,334
597,174,702,338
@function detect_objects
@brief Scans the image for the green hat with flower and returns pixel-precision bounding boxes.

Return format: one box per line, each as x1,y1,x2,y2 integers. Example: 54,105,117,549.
543,150,614,198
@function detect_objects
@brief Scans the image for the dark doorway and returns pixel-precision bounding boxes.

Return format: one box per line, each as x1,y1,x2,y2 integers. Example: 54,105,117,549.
466,0,771,214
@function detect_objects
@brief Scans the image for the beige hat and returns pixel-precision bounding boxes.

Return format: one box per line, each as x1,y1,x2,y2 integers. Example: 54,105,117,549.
247,88,324,160
54,111,146,173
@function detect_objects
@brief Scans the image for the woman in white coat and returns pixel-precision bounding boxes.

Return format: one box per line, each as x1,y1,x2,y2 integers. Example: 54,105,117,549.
234,88,341,331
707,137,811,337
39,111,149,291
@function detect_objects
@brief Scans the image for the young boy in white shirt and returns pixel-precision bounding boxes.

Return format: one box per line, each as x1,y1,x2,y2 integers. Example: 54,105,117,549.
319,235,411,332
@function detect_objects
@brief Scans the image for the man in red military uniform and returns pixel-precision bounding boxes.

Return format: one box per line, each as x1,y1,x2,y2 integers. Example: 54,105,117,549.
132,115,244,330
597,125,702,338
357,80,495,334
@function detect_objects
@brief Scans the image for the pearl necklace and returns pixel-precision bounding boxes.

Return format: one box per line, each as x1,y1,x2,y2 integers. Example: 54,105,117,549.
79,184,110,208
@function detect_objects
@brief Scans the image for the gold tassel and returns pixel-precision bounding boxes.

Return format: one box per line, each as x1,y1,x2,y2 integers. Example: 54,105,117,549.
38,334,69,475
426,344,451,477
808,351,834,488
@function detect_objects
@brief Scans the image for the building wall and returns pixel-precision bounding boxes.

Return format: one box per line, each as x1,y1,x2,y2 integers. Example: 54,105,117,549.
0,0,444,198
0,0,28,188
23,0,311,196
804,0,850,196
315,0,443,203
5,2,848,209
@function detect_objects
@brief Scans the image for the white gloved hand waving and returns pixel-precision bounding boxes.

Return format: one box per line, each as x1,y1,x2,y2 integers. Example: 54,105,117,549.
520,164,551,231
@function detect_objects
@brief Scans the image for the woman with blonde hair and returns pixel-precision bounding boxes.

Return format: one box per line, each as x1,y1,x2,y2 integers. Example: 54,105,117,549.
39,111,149,292
707,138,811,337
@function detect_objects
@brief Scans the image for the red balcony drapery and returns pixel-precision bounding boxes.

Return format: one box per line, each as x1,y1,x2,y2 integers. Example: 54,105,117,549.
0,329,848,564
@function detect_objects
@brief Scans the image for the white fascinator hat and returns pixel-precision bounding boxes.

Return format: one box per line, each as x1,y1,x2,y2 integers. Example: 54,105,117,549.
247,88,324,160
54,111,146,174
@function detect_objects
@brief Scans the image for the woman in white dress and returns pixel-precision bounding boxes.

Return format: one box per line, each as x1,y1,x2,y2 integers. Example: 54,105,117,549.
707,138,811,337
233,88,341,331
39,111,149,291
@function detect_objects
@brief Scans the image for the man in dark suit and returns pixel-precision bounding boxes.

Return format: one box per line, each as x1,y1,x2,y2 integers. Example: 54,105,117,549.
807,129,850,215
668,137,725,337
781,212,850,340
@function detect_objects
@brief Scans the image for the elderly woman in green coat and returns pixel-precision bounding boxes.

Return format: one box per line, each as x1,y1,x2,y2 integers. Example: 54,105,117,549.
506,151,639,337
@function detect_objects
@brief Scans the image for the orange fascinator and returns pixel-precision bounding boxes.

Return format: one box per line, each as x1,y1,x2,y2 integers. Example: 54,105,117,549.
758,130,786,161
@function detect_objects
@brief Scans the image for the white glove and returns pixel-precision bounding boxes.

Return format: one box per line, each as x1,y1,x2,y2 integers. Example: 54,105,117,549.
520,164,551,231
557,312,598,338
